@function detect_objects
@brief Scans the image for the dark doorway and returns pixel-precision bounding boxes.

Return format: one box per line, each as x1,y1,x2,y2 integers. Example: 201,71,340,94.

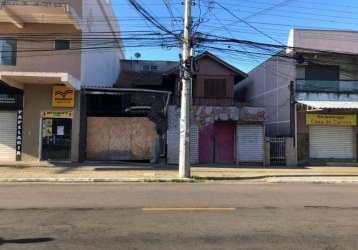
41,118,72,161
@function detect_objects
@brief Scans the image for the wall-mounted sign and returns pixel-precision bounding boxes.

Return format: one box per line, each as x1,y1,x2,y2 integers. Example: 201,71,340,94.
41,111,73,119
0,94,22,110
239,107,266,122
52,86,75,108
306,114,356,126
16,110,23,161
0,81,23,110
0,94,16,104
57,126,64,136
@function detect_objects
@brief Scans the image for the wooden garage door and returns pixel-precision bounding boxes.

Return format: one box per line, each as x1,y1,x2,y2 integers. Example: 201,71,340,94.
86,117,158,161
199,124,215,164
199,122,235,164
214,123,235,164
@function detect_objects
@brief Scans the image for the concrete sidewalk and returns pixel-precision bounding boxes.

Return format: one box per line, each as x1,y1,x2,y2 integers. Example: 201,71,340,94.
1,162,358,183
193,167,358,183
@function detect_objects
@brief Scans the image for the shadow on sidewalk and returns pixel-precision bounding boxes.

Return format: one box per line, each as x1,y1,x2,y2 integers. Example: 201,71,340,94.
194,174,358,181
0,237,54,245
53,161,179,174
193,164,308,169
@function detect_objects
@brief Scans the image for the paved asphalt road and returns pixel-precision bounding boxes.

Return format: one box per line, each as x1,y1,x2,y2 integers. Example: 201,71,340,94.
1,183,358,250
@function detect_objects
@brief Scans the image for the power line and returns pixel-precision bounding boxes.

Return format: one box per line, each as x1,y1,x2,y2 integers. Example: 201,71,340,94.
243,0,294,20
213,1,284,45
162,0,178,30
128,0,180,38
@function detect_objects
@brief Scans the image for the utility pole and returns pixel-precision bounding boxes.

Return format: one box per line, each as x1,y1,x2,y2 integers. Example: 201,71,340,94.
178,0,193,178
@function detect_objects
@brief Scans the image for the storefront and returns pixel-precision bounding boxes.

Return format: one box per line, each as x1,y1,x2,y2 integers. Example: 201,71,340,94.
40,111,73,161
307,114,356,160
81,88,171,163
167,105,266,165
0,82,23,161
20,84,80,162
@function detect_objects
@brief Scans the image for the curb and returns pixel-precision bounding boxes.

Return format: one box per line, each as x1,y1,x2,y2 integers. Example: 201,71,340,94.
1,176,358,184
266,177,358,184
0,177,195,183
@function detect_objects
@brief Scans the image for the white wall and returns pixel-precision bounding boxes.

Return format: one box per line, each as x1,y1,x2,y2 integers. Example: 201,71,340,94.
245,55,296,136
81,0,124,87
289,29,358,54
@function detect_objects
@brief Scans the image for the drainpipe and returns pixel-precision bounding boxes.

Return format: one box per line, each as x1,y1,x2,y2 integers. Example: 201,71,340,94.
294,103,298,164
290,80,298,165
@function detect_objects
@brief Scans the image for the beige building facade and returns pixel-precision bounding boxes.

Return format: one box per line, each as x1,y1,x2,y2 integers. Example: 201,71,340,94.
0,1,124,162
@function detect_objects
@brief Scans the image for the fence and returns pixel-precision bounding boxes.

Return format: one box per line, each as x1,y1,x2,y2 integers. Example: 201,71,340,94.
269,137,286,165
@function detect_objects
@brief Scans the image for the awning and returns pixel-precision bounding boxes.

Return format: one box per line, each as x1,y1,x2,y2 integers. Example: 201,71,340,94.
0,71,81,90
297,100,358,109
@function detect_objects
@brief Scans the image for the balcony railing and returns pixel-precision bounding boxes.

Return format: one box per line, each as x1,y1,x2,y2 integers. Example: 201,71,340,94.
173,96,235,106
296,80,358,93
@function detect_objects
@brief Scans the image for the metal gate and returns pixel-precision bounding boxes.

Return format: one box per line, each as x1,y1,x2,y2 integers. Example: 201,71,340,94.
270,137,286,165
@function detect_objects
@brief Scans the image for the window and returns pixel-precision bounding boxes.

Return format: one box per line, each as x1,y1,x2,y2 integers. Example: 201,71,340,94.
305,64,339,80
204,79,227,98
55,40,71,50
143,65,158,72
0,39,16,65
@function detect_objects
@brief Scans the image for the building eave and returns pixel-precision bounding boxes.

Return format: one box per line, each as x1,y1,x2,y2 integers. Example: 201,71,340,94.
0,1,82,30
0,71,81,90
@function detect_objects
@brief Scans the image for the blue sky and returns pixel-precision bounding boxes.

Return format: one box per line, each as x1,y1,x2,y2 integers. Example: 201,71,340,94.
113,0,358,72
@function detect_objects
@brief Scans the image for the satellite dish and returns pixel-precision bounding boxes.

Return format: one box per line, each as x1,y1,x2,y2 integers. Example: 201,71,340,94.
134,52,141,59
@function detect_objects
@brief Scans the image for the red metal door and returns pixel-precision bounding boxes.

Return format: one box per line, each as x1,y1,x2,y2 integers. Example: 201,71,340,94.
214,123,235,164
199,124,214,163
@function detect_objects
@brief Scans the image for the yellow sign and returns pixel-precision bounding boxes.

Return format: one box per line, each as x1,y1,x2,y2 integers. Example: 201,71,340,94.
52,86,75,108
306,114,356,126
41,111,73,119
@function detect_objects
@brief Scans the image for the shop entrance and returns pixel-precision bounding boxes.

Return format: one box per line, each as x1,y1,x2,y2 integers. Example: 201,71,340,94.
41,117,72,161
309,125,354,160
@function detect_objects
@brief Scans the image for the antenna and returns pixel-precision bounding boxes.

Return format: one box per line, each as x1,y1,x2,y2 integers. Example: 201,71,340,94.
134,52,141,59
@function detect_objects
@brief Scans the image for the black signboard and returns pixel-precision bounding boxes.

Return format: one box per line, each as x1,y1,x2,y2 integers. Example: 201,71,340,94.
0,81,23,110
16,110,23,161
0,81,23,160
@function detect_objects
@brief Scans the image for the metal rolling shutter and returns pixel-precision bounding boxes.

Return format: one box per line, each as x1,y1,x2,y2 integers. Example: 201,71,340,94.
166,106,199,164
237,125,264,162
167,129,179,164
0,111,17,161
310,126,354,159
167,126,199,165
